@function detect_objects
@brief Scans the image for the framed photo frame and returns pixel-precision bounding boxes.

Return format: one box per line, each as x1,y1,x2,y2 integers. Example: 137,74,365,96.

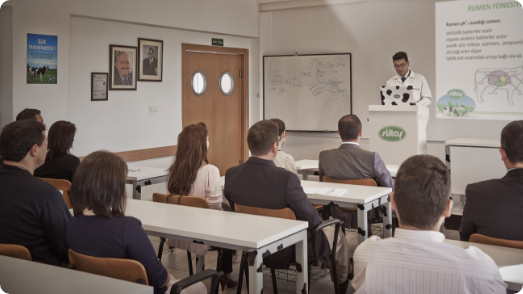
137,38,163,82
109,44,137,90
91,73,108,101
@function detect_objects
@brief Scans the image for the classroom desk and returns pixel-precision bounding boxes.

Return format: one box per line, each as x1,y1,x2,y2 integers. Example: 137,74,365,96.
0,255,153,294
125,199,310,294
126,166,168,200
295,159,398,180
444,240,523,291
219,176,392,244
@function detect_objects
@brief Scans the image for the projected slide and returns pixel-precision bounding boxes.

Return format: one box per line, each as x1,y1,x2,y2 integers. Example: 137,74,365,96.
436,0,523,120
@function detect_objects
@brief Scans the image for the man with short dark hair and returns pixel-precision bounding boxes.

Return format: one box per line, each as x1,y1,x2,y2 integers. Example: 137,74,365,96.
352,155,506,293
0,120,71,265
460,120,523,241
224,120,352,293
319,114,394,230
269,118,297,173
386,51,432,107
15,108,46,127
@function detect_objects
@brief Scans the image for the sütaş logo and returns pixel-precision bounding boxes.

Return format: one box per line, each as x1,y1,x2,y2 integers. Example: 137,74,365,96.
394,94,400,99
447,89,465,99
379,126,407,142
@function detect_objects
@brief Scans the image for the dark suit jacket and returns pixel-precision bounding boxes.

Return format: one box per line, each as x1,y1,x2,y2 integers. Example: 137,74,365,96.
113,66,133,85
319,143,394,188
224,157,330,265
142,57,158,76
459,168,523,241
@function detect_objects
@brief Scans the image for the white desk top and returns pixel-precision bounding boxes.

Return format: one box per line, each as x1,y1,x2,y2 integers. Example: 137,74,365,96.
444,240,523,288
0,255,153,294
445,138,500,148
125,199,308,250
301,180,392,205
126,166,168,181
294,159,398,177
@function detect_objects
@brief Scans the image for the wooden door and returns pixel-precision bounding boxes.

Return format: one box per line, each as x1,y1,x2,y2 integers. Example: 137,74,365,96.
182,44,249,176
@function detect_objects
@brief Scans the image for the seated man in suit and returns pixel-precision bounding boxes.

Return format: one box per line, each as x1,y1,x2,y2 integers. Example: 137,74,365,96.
319,114,395,232
0,120,71,265
0,108,46,166
224,120,352,293
460,120,523,241
352,155,506,293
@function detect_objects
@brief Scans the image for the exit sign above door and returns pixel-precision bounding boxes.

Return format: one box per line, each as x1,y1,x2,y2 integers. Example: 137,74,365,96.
212,38,224,46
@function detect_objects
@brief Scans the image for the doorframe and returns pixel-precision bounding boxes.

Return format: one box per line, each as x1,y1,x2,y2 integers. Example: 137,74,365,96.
181,43,249,163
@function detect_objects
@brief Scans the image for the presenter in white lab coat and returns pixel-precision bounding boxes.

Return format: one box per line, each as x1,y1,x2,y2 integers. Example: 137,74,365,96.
386,51,431,153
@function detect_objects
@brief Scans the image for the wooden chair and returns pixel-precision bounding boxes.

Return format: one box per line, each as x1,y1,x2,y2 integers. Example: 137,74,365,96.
322,176,380,235
234,204,344,294
470,234,523,250
0,243,32,261
153,192,222,277
68,249,149,285
39,178,72,209
69,249,221,294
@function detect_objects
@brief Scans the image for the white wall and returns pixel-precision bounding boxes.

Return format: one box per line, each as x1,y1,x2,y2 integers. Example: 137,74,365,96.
69,17,254,156
0,5,13,128
259,0,511,163
3,0,259,156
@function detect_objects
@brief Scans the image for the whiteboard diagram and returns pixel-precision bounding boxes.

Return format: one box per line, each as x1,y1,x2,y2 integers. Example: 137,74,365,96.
264,54,352,132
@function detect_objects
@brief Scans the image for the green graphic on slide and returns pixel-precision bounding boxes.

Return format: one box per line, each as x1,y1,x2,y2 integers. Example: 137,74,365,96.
437,89,476,117
379,126,406,142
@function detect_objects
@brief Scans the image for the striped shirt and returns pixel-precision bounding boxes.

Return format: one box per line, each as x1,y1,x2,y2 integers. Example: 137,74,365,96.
352,229,507,294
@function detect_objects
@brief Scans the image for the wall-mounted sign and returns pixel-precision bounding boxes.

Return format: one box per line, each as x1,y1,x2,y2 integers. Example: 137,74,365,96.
27,33,57,84
212,38,224,46
379,126,407,142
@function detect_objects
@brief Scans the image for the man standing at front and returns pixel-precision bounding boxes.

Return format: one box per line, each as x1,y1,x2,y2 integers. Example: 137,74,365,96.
114,52,133,85
386,51,431,153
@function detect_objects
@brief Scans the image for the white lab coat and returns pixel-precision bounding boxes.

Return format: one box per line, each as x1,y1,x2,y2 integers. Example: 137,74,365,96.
386,70,432,107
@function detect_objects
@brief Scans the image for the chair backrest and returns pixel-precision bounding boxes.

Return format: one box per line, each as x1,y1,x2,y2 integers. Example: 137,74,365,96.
470,234,523,250
0,243,32,261
234,203,296,220
39,178,72,209
323,176,377,187
68,249,149,285
152,192,209,209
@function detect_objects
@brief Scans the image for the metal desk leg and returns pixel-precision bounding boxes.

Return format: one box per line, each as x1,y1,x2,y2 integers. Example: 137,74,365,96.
303,173,309,181
248,251,263,294
132,180,146,200
196,254,205,273
295,230,308,294
357,203,372,244
382,201,392,238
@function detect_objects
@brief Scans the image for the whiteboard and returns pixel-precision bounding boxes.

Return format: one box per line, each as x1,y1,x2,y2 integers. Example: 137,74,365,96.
263,54,352,131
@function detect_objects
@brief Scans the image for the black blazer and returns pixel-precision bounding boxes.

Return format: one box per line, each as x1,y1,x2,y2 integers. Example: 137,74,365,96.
460,168,523,241
224,157,330,265
34,154,81,182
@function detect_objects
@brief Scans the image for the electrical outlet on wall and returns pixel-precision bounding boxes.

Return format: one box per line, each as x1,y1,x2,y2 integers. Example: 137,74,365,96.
154,106,158,112
149,106,154,113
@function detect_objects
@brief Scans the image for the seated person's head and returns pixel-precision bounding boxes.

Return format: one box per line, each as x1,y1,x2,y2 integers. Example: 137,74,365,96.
0,120,47,170
500,120,523,169
16,108,45,127
46,121,77,162
167,123,209,195
392,155,452,231
70,151,127,217
338,114,362,142
248,120,279,158
269,118,286,147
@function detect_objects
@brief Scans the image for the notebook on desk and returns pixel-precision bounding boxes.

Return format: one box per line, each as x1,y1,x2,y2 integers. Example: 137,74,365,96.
303,187,347,197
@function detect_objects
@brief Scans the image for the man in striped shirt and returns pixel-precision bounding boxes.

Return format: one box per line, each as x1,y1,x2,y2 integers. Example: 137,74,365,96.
352,155,507,294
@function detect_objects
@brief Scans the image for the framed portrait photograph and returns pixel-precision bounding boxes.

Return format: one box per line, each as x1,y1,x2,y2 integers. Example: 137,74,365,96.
91,73,108,101
109,44,137,90
138,38,163,82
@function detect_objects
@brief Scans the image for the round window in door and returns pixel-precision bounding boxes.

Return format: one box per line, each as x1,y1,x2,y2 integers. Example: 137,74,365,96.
219,71,235,96
191,70,207,96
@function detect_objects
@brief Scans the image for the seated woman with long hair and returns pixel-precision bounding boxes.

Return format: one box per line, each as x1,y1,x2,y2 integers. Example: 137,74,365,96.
167,122,237,289
67,151,205,294
34,120,80,182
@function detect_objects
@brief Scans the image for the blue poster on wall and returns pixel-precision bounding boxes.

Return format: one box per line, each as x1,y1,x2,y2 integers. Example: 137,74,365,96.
27,33,57,84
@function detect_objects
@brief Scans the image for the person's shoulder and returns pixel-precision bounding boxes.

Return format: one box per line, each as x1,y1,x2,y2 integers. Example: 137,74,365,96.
123,216,143,227
354,236,385,256
466,178,501,195
61,153,80,163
